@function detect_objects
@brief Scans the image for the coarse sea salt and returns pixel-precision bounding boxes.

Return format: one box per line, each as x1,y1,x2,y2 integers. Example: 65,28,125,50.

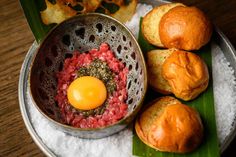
212,43,236,144
26,3,236,157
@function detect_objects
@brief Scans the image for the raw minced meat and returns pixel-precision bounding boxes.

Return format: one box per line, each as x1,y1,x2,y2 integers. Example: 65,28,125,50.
55,43,129,128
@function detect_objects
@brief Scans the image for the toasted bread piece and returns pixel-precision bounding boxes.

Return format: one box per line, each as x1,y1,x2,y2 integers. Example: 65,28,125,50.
142,3,185,47
147,49,175,94
135,96,203,153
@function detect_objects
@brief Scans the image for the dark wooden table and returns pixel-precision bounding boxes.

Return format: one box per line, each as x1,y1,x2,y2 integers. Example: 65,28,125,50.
1,0,236,156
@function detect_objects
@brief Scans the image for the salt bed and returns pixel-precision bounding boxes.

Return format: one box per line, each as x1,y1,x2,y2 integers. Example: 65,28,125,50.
26,3,236,157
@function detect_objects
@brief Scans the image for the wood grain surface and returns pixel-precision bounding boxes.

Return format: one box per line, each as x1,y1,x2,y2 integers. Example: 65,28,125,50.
0,0,235,156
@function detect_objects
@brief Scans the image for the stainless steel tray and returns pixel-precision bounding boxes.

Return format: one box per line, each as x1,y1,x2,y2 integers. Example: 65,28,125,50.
19,0,236,156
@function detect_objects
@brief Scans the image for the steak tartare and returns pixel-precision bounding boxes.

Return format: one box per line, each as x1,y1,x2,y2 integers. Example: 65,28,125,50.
55,43,128,128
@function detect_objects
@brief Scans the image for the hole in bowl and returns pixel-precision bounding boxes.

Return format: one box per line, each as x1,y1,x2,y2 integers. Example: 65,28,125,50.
128,64,132,70
111,25,116,32
128,81,131,89
117,45,122,54
135,62,139,71
89,35,95,42
131,52,136,60
62,34,71,46
128,98,133,104
96,23,103,33
69,45,74,51
75,28,85,39
123,35,126,41
132,104,137,110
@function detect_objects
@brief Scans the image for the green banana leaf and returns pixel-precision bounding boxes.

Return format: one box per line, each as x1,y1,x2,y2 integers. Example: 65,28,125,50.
132,18,220,157
20,0,56,43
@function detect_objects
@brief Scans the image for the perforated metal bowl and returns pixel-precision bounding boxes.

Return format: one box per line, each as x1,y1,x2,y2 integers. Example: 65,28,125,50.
29,13,147,138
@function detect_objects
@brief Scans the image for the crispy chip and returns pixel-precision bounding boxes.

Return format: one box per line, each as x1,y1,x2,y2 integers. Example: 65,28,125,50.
59,0,77,6
40,0,137,25
59,0,102,13
41,0,77,25
78,0,102,13
103,0,124,6
111,0,137,23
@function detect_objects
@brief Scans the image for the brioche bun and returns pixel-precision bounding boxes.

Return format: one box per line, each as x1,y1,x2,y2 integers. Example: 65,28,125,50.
159,6,212,50
162,50,209,101
147,49,209,100
142,3,185,47
135,96,203,153
142,3,212,50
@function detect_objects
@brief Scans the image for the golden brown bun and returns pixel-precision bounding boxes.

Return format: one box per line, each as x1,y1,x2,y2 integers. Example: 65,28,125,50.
162,50,209,101
147,49,174,94
159,6,212,50
142,3,185,47
135,96,203,153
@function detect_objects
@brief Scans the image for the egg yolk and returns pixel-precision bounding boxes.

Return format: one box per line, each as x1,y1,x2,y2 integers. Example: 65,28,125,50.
67,76,107,110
